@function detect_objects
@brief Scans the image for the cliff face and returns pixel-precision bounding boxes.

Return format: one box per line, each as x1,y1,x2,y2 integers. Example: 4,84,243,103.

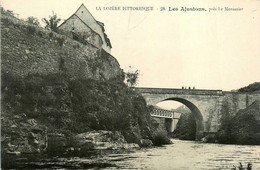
1,11,122,81
1,9,155,157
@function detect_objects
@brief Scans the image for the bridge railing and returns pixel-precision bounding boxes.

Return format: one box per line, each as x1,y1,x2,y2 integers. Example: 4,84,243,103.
151,111,173,118
135,87,223,95
150,108,183,119
150,108,174,118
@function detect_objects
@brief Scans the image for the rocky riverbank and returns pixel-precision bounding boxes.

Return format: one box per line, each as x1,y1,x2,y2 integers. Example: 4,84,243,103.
1,8,171,164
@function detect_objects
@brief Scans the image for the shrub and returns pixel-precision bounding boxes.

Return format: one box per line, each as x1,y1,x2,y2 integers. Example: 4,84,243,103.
231,162,252,170
124,66,139,87
37,31,43,37
1,18,13,26
152,130,172,146
56,37,65,47
49,32,54,38
26,16,40,26
27,25,36,34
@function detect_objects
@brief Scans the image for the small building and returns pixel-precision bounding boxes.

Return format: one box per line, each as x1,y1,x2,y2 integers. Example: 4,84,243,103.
59,4,112,53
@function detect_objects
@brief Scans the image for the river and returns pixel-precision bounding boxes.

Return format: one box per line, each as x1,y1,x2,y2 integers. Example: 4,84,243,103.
3,139,260,169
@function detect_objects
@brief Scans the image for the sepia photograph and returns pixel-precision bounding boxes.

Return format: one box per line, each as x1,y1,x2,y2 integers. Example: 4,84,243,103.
1,0,260,169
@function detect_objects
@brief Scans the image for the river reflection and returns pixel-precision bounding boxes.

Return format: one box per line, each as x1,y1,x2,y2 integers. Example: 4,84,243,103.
3,139,260,169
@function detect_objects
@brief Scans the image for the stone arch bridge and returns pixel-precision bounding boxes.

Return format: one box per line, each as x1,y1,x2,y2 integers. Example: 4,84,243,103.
135,87,260,139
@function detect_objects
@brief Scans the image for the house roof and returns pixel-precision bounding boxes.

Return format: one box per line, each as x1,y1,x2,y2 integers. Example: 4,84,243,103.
58,3,112,48
96,21,104,27
75,4,96,23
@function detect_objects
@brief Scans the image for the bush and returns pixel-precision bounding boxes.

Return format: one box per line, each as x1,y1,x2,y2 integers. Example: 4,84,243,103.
216,101,260,145
49,32,54,38
26,16,40,26
56,37,65,47
152,130,172,146
37,31,43,37
1,17,13,26
27,25,36,34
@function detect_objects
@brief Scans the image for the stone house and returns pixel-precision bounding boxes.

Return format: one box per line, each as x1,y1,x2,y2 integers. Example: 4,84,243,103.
59,4,112,53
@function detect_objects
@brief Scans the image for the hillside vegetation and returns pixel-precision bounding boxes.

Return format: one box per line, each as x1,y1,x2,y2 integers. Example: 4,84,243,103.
238,82,260,92
215,82,260,145
172,106,196,140
217,100,260,145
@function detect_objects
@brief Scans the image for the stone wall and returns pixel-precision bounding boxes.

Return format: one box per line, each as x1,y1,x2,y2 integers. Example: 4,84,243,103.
222,92,260,116
1,13,121,81
59,15,103,48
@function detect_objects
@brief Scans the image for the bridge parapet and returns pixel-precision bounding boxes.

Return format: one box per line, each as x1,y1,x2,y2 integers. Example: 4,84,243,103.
136,87,223,96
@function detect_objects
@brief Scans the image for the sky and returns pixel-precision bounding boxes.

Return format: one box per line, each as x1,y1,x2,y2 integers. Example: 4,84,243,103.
1,0,260,97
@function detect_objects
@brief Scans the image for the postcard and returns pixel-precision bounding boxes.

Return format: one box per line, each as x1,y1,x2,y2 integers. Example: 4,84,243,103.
1,0,260,169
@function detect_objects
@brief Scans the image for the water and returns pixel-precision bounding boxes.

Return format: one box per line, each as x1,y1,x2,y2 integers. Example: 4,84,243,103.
111,139,260,170
3,139,260,169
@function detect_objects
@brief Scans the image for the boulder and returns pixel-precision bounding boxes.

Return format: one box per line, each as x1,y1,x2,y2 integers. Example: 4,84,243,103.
1,117,47,155
73,130,139,151
139,139,153,147
46,133,67,154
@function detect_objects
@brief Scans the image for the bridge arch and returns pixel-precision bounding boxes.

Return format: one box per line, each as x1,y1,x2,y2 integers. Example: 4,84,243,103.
137,87,260,139
162,97,204,139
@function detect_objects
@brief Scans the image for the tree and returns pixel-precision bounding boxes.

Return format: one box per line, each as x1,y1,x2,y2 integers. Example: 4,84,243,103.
124,66,139,87
26,16,40,26
42,11,61,32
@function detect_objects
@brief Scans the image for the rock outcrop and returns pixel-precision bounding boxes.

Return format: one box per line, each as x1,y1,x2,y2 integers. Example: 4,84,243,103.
74,131,139,151
1,115,47,155
217,100,260,145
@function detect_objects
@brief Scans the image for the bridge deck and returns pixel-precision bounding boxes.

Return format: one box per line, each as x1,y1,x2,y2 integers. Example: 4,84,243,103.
136,87,223,95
